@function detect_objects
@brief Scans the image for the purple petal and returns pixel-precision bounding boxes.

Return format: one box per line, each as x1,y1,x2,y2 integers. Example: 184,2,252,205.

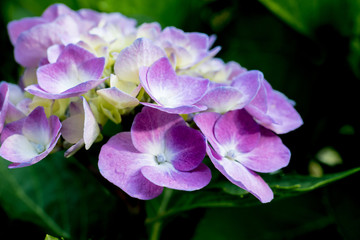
0,83,9,133
14,15,80,67
230,70,262,105
143,57,209,108
0,124,61,168
82,97,100,150
22,107,50,146
0,134,40,163
141,163,211,191
41,3,76,21
206,147,273,203
57,44,98,64
140,102,207,114
196,86,247,113
64,138,84,158
78,57,105,81
5,103,26,124
61,114,83,144
137,22,161,40
7,17,46,45
98,132,163,200
241,128,290,173
164,125,206,171
131,107,185,155
160,27,187,44
193,112,223,154
245,80,268,114
47,44,65,63
214,110,260,153
0,118,25,143
263,90,303,134
188,33,208,50
37,62,80,93
114,38,166,83
26,78,106,99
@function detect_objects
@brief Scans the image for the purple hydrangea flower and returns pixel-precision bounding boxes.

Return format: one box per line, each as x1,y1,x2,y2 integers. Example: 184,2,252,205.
136,22,162,40
25,44,105,99
157,27,220,69
98,107,211,200
194,109,290,203
192,58,247,84
114,38,166,84
0,83,9,133
139,57,209,114
8,4,84,67
61,97,100,157
0,106,61,168
196,70,263,113
245,79,303,134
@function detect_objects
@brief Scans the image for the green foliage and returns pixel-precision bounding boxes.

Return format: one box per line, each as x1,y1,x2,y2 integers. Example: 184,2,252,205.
0,152,117,239
146,168,360,224
1,0,196,27
192,193,335,240
258,0,360,37
259,0,360,77
45,234,64,240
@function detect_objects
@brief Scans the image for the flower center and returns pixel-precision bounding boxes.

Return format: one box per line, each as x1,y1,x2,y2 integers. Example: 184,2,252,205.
32,143,45,154
155,153,167,165
225,150,237,161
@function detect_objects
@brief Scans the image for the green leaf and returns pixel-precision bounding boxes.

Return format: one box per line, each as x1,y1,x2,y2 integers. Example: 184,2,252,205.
95,0,193,27
215,167,360,197
45,234,63,240
325,172,360,239
192,192,337,240
0,151,116,239
258,0,360,37
1,0,196,28
146,167,360,224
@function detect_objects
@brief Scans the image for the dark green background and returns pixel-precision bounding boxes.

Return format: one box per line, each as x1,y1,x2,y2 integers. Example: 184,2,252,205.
1,0,359,239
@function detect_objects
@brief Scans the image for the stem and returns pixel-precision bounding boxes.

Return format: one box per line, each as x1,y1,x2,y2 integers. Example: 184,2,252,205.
149,188,173,240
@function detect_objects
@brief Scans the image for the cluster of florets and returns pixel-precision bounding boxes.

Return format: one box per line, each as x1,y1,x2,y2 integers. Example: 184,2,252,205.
0,4,302,203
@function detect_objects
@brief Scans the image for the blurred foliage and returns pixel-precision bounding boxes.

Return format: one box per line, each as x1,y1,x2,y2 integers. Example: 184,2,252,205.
1,0,360,239
0,152,119,239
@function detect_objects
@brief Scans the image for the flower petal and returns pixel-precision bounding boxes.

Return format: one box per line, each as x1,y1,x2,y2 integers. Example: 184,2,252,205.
263,89,303,134
22,106,50,146
0,134,39,162
61,114,84,144
196,86,246,113
207,147,273,203
214,109,260,153
164,125,206,171
193,111,223,154
143,57,209,108
0,118,25,143
14,15,80,67
82,97,100,150
241,128,290,173
97,87,139,109
0,83,9,133
114,38,166,83
7,17,46,45
98,132,163,200
131,107,185,155
140,102,207,114
230,70,262,105
141,163,211,191
26,78,106,99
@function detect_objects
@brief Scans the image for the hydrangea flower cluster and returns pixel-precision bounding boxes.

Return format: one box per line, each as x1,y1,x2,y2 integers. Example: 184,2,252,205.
0,3,302,203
